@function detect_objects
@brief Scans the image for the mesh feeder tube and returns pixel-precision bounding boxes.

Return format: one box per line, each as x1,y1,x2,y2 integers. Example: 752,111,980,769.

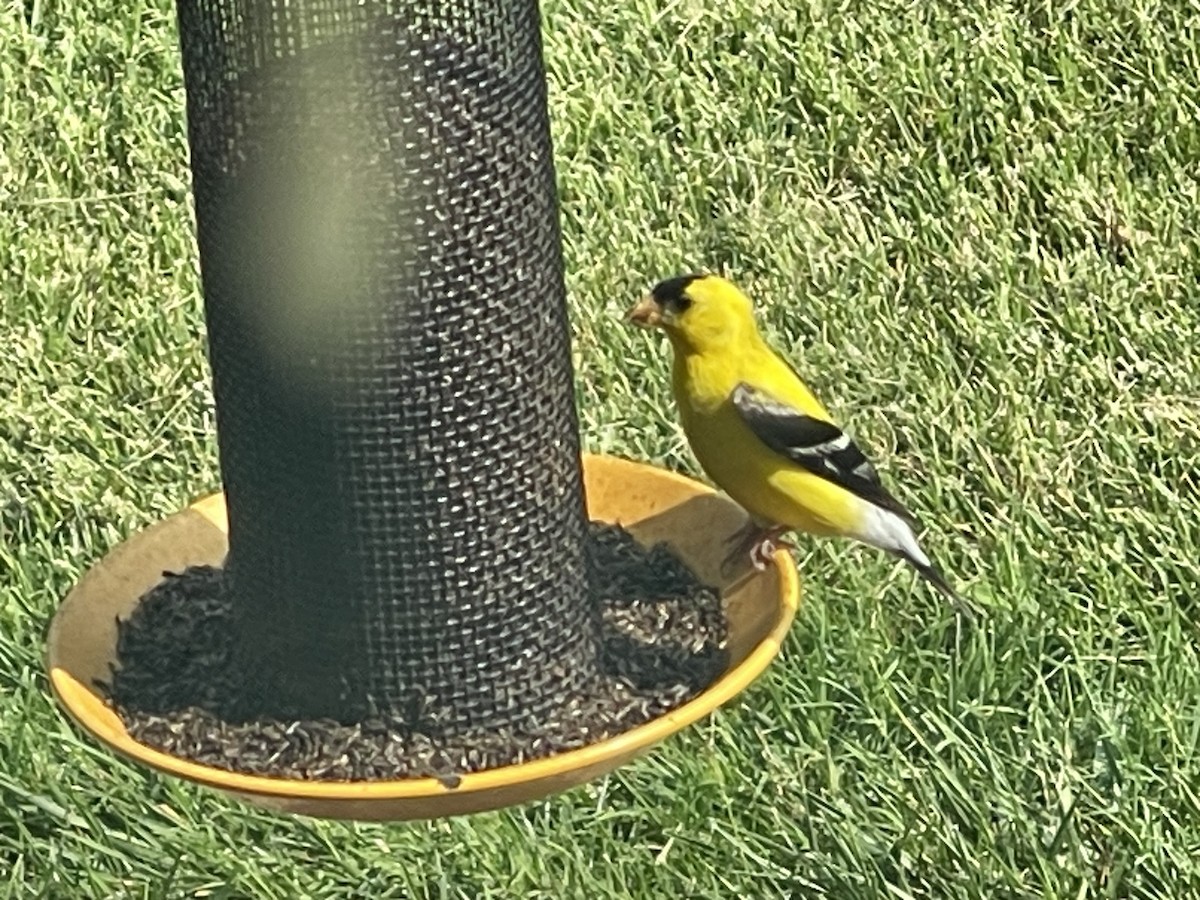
42,0,798,823
176,0,599,729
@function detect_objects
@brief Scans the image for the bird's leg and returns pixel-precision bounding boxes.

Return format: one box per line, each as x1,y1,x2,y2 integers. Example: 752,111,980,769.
722,521,794,576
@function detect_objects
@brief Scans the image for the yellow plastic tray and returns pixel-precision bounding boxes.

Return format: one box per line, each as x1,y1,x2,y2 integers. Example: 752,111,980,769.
46,453,799,821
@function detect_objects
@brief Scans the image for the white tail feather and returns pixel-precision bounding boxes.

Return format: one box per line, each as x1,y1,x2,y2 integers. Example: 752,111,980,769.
857,505,929,565
855,504,977,618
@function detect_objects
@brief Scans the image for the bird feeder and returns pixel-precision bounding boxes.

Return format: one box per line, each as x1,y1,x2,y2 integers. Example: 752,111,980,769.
45,0,798,821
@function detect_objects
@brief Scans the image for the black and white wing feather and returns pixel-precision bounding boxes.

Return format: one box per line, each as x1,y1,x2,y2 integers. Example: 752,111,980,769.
730,383,919,527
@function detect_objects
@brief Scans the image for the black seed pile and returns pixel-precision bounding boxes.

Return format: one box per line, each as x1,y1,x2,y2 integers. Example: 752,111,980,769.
103,523,729,782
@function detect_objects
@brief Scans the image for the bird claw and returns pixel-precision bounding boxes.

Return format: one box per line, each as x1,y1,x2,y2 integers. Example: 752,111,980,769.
749,538,775,571
721,525,792,576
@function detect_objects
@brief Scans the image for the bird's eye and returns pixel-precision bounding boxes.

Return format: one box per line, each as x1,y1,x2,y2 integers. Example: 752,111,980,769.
672,295,693,313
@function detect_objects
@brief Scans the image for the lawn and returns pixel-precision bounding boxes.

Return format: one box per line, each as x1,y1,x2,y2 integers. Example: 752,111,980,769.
3,0,1200,896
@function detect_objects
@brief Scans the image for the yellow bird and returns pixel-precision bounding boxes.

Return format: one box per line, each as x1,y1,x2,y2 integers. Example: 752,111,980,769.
628,272,971,614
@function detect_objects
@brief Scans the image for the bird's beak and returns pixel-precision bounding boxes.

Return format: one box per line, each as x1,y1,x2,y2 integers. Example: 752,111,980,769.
627,295,663,328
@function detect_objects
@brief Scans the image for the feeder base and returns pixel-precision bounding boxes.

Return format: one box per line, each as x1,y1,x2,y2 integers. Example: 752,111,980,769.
46,453,799,821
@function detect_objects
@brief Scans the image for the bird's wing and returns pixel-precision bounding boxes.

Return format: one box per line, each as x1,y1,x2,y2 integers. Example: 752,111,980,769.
730,382,920,526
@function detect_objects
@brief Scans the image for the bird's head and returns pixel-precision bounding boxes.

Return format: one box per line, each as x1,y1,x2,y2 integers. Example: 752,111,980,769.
627,273,758,353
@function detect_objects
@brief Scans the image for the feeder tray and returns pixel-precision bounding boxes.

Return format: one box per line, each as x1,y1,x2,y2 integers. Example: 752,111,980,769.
47,453,798,821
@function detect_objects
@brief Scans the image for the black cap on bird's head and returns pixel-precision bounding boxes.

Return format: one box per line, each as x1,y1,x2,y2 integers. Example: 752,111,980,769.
650,273,705,312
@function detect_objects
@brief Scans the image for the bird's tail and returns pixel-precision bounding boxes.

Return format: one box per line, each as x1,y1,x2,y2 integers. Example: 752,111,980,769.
858,505,981,619
896,552,981,621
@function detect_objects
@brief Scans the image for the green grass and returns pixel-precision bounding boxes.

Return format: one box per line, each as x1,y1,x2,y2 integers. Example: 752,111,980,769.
4,0,1200,895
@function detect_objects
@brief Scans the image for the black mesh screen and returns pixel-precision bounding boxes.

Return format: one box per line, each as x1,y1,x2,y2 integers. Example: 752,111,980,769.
175,0,598,731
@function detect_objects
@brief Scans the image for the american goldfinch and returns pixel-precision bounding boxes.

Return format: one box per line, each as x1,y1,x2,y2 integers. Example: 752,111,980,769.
628,272,971,614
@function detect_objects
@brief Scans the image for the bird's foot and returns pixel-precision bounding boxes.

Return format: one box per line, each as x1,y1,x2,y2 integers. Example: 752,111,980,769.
721,523,793,576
